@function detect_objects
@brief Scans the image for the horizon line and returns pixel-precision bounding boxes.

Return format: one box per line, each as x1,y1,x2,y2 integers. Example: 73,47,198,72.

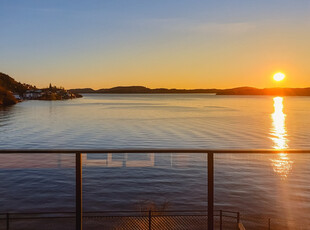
69,85,310,90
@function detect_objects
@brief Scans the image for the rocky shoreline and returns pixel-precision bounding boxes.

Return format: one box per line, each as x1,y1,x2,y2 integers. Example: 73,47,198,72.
0,72,82,107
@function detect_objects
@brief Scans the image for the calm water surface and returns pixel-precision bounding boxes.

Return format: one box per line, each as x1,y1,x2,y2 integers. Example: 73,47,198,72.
0,94,310,226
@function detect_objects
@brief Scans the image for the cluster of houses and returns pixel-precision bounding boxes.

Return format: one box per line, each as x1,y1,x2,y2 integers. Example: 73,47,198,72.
23,89,43,99
13,88,80,101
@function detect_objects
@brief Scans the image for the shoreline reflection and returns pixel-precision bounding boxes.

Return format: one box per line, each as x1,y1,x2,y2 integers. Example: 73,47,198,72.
270,97,293,178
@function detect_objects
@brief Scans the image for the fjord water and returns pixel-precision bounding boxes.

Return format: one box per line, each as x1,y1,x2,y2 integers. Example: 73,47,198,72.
1,94,310,225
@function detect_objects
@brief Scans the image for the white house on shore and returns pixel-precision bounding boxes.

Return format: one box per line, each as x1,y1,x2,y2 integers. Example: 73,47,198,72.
23,90,43,99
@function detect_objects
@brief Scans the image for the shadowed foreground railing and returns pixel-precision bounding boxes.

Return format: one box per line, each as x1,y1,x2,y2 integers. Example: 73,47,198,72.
0,149,309,230
0,210,241,230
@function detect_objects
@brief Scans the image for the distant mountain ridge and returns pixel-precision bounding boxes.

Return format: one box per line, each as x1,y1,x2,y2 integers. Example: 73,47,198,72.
71,86,310,96
217,87,310,96
71,86,219,94
2,71,310,106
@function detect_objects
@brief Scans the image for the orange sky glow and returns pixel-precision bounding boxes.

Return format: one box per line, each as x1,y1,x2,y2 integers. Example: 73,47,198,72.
1,1,309,89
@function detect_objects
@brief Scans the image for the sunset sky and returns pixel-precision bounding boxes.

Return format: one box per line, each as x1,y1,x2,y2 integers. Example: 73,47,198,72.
1,0,310,89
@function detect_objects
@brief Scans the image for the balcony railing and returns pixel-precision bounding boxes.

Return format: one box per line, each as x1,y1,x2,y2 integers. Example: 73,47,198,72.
0,149,309,230
0,210,241,230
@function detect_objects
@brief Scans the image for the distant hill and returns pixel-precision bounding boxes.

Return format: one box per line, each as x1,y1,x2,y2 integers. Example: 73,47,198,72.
72,86,219,94
2,71,310,102
97,86,152,93
0,72,32,95
217,87,260,95
0,86,17,106
70,88,96,94
70,85,310,96
217,87,310,96
0,72,37,106
0,72,23,106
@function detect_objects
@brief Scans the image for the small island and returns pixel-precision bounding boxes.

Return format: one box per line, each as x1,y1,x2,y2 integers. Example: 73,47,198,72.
0,72,82,106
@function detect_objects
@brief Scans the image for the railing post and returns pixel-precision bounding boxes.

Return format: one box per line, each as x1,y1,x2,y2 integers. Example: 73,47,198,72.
6,213,9,230
268,218,271,230
148,210,152,230
237,212,240,224
208,152,214,230
76,153,82,230
220,210,222,230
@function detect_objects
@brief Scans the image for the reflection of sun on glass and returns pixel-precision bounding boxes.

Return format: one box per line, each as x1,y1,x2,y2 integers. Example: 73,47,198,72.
270,97,293,179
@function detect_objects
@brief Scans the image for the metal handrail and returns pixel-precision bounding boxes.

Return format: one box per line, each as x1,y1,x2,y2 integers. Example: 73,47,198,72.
0,210,239,216
1,149,309,230
0,149,309,153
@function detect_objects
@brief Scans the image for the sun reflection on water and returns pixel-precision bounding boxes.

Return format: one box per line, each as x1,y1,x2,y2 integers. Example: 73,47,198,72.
270,97,293,179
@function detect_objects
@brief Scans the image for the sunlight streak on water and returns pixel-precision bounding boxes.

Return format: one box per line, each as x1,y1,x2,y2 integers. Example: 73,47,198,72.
269,97,296,228
270,97,293,179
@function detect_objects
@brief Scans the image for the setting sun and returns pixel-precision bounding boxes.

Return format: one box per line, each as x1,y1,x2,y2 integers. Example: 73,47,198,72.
273,73,285,82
